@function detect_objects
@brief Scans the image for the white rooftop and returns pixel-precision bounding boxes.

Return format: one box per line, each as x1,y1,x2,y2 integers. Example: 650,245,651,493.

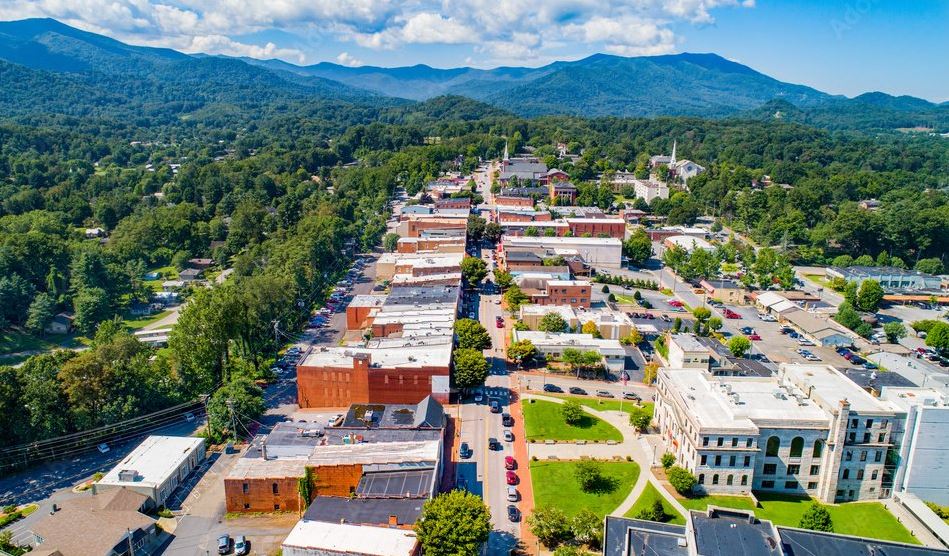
880,387,949,411
504,235,622,246
546,280,591,287
780,364,900,414
98,435,204,488
283,520,418,556
301,343,452,369
512,330,625,355
670,334,709,353
664,235,714,251
564,218,626,224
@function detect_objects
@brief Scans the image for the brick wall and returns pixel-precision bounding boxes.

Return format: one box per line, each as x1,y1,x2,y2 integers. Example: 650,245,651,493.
298,357,449,408
567,221,625,239
225,476,302,513
495,196,534,208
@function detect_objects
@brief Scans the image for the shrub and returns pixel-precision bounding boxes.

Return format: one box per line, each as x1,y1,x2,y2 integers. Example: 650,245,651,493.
634,500,668,522
574,460,605,492
799,502,834,532
561,399,584,425
667,466,697,494
661,453,676,469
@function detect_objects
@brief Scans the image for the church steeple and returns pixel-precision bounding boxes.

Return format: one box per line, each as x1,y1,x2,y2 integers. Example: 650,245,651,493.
503,140,510,162
670,139,677,167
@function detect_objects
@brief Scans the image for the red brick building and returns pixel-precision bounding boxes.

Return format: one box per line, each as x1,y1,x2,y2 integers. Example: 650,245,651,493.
566,218,626,239
529,280,592,308
402,216,467,238
434,197,471,210
495,195,534,208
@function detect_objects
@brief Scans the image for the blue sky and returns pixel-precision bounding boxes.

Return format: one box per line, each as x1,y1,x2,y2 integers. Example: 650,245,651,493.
1,0,946,101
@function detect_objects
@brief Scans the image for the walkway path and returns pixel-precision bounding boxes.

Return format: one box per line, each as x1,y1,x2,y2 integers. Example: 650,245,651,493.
521,393,687,519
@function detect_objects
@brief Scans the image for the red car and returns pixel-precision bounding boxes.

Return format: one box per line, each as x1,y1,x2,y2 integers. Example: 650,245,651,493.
667,300,684,307
748,333,762,341
723,309,741,319
506,471,518,485
496,317,504,328
504,456,516,470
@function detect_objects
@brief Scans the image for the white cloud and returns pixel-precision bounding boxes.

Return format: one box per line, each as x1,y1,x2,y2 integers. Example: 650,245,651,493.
336,51,363,66
0,0,753,65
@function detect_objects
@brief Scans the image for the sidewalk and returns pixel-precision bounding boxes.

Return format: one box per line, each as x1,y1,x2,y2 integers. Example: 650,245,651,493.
510,380,538,552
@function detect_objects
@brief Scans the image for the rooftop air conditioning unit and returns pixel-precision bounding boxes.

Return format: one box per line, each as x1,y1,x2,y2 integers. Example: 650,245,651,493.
118,469,138,482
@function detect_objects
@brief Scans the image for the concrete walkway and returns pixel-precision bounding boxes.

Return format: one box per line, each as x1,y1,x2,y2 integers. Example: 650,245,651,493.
521,393,687,519
882,497,945,549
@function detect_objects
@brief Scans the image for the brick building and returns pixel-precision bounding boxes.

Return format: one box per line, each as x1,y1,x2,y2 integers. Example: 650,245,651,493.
434,197,470,210
566,218,626,239
527,279,592,309
396,237,466,254
399,215,468,238
494,195,535,208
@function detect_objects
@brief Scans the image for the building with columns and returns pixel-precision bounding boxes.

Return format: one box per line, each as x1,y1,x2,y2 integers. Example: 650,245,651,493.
654,363,903,502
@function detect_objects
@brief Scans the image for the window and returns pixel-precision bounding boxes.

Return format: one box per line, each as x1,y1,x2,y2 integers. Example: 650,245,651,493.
848,432,856,442
766,436,780,457
863,432,871,443
712,474,719,485
762,480,775,488
790,437,804,458
746,438,753,448
857,469,864,480
243,503,250,509
808,482,818,490
729,455,736,467
727,475,734,486
703,437,709,447
882,419,888,428
865,419,873,429
851,418,858,428
860,450,867,462
274,503,280,510
763,464,777,475
849,490,854,499
714,455,722,466
871,470,878,480
845,451,853,462
242,483,249,494
875,451,883,462
741,475,748,486
785,481,799,489
272,483,279,494
878,433,886,443
810,465,820,475
732,438,738,447
717,437,724,447
842,469,850,479
813,440,823,458
700,455,707,465
744,456,751,467
698,474,705,484
787,465,800,475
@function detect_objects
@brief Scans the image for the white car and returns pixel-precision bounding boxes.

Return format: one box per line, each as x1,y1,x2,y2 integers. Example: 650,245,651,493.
97,443,110,454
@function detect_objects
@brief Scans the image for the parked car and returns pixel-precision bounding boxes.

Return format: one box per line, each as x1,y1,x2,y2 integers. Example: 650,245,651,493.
740,326,754,335
623,392,641,401
748,333,762,341
473,391,484,403
489,437,501,450
660,314,671,322
217,534,231,555
503,430,514,442
490,399,501,413
569,387,587,395
506,471,518,485
502,413,514,426
504,456,516,470
596,390,614,398
667,300,684,307
234,536,248,556
543,384,563,393
507,505,520,522
723,309,741,319
460,442,472,459
97,443,109,454
495,317,504,328
507,486,519,502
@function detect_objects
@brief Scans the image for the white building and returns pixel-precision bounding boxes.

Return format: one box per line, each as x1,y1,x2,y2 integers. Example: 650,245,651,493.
655,364,902,502
94,435,205,508
882,387,949,505
667,334,712,370
663,234,714,253
282,520,419,556
512,330,627,371
501,235,623,269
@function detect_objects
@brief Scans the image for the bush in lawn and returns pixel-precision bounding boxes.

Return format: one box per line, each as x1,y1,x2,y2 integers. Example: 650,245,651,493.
661,453,676,469
667,466,697,494
574,460,605,492
634,500,668,523
561,399,584,425
630,407,652,432
799,502,834,532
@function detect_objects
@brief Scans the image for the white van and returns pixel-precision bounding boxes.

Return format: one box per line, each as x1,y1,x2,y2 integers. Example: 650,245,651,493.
507,487,518,502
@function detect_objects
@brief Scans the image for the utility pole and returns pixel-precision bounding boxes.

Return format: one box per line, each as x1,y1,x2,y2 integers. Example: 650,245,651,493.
127,527,134,556
226,399,237,442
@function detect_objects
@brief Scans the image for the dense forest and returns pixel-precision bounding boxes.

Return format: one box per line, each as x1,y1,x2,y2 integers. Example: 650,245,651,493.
0,55,947,457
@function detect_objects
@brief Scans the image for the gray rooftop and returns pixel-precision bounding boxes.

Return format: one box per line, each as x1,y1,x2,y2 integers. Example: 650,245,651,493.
304,496,425,527
341,396,445,430
385,285,459,307
604,517,687,556
355,468,435,498
778,527,948,556
692,509,782,556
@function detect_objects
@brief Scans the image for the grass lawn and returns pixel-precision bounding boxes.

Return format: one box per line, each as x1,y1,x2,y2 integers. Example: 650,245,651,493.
678,491,917,544
613,293,638,305
0,329,79,355
803,273,833,289
145,265,178,292
531,460,640,518
624,482,685,525
545,393,653,417
522,399,622,442
122,309,173,330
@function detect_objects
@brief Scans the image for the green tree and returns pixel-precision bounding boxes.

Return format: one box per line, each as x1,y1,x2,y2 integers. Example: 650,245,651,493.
452,348,489,390
883,322,907,344
561,399,584,425
25,292,56,334
688,248,720,280
297,467,316,508
707,317,723,332
503,284,528,309
571,508,603,548
454,318,492,351
856,279,885,312
630,407,652,432
799,503,834,532
574,460,604,492
692,306,711,322
494,268,514,289
207,377,265,442
635,499,668,522
834,301,863,331
843,281,859,306
915,258,944,276
72,287,112,336
623,228,653,267
528,506,571,549
467,214,486,243
553,546,592,556
508,339,536,364
831,255,853,267
539,312,568,332
642,361,659,385
926,322,949,352
581,320,601,338
414,490,491,556
382,232,400,252
483,222,503,244
728,336,752,358
460,256,488,287
661,453,676,469
667,466,697,494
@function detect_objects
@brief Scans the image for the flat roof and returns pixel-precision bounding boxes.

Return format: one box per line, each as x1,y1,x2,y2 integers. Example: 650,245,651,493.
691,509,782,556
829,265,936,279
546,280,591,286
512,330,625,354
304,496,425,527
301,343,452,369
282,520,418,555
385,285,459,307
230,440,440,479
356,468,435,498
504,235,622,246
349,294,387,308
670,334,709,353
780,364,899,414
664,235,714,251
565,218,625,224
660,368,830,431
99,436,204,488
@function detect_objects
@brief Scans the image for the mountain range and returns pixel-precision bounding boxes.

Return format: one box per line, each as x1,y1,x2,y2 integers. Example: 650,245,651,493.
0,17,946,131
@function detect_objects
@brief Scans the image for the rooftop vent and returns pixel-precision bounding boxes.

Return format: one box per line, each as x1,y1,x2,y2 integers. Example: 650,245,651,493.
118,469,139,482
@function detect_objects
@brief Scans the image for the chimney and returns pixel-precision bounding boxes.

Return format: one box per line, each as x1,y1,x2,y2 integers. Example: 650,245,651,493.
261,442,268,460
389,515,399,527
